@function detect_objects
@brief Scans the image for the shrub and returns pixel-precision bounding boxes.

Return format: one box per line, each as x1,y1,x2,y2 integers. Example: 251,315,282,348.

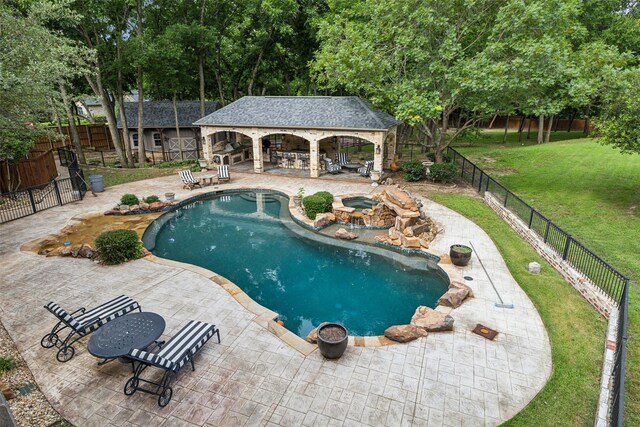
155,159,198,169
143,195,160,204
0,357,16,372
429,162,458,182
426,152,451,163
120,194,140,206
95,229,143,265
303,191,334,220
402,161,426,181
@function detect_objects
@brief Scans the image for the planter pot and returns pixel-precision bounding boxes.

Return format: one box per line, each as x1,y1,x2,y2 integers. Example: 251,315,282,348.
165,192,175,202
316,323,348,359
370,170,381,182
198,158,208,168
450,244,472,266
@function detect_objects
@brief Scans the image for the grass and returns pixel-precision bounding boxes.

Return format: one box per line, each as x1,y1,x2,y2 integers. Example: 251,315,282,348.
0,356,16,372
83,165,181,188
454,131,640,425
429,193,605,426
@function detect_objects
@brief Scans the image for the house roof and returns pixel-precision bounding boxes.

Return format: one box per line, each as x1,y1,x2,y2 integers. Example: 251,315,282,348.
194,96,401,131
118,101,218,129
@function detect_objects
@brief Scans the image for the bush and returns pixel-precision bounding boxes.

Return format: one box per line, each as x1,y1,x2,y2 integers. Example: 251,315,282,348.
0,357,16,372
120,194,140,206
95,229,143,265
402,161,426,181
303,191,334,220
429,162,458,182
426,152,451,163
143,195,160,204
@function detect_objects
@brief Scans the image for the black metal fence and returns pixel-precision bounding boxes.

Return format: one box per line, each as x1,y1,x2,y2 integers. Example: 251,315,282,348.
0,177,86,223
447,146,629,426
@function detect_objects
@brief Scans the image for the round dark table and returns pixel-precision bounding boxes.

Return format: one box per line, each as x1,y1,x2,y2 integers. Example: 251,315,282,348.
88,312,165,362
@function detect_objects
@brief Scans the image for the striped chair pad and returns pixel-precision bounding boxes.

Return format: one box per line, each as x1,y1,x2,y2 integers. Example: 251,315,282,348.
336,152,349,165
358,161,374,175
179,170,199,184
130,320,217,371
44,303,83,332
76,295,140,332
218,165,229,179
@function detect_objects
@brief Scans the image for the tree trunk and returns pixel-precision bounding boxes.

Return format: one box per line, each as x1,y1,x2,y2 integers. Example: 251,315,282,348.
137,0,146,168
488,113,498,129
59,82,86,165
567,109,576,132
527,117,532,139
518,115,526,143
537,114,544,144
198,52,206,117
502,114,509,143
435,112,450,163
88,73,127,166
583,106,591,135
247,28,273,96
116,89,134,167
173,93,181,159
79,100,95,124
545,115,553,143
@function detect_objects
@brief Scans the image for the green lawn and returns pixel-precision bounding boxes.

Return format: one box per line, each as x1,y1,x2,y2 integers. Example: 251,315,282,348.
454,132,640,425
429,193,605,426
83,165,182,189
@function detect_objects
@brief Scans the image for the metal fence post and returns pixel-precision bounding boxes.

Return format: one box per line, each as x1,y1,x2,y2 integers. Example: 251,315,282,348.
528,208,534,229
504,191,509,207
53,180,63,206
471,165,476,186
562,236,572,260
478,171,484,192
27,189,36,214
100,151,105,167
461,158,466,177
544,221,550,243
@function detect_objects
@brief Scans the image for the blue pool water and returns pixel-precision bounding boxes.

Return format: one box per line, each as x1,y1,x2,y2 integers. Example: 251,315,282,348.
146,191,448,337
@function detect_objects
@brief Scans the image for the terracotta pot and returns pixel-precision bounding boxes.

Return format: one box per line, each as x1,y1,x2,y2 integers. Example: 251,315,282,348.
316,323,348,359
450,244,472,266
390,155,400,172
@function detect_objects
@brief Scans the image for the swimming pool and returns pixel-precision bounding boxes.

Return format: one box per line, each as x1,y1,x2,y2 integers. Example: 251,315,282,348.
342,196,379,211
144,191,449,337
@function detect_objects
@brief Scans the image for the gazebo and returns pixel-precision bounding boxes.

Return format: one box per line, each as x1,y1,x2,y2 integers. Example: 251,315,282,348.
194,96,401,178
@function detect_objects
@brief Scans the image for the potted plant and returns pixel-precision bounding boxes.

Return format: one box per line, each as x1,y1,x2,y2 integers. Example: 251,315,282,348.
165,192,175,202
316,322,348,359
450,244,472,266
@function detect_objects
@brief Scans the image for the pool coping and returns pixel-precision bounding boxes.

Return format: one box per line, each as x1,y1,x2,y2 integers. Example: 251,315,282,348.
141,186,465,355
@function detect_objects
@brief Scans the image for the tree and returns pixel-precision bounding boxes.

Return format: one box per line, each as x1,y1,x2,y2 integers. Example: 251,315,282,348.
594,67,640,154
312,0,509,162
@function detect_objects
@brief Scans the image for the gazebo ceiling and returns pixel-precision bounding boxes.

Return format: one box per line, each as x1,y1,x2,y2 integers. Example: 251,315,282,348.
194,96,401,131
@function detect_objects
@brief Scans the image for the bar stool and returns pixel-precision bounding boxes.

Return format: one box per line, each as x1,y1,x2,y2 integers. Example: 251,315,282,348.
299,153,309,170
284,153,295,168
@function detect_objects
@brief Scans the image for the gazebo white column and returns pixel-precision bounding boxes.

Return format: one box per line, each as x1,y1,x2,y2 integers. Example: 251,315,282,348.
310,138,320,178
252,136,264,173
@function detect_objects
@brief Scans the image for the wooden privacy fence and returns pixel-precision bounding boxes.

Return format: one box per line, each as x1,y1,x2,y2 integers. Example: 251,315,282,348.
0,150,58,193
33,125,114,151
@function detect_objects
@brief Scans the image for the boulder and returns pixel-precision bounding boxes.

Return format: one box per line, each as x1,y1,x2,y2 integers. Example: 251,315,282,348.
400,235,421,249
119,204,130,212
410,306,454,332
130,204,141,211
140,202,150,210
58,245,73,256
306,327,318,344
410,222,432,237
71,245,82,257
149,202,164,210
313,212,335,228
1,384,15,400
103,210,119,216
78,244,95,259
449,280,474,298
335,228,358,240
437,288,469,308
528,261,541,274
384,188,415,209
384,325,427,343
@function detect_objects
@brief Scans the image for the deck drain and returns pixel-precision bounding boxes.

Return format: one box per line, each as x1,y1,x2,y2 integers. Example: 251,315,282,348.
472,324,498,341
17,383,36,396
463,276,473,281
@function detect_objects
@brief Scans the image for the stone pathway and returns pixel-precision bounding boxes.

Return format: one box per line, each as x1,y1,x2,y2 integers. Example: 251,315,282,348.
0,171,551,426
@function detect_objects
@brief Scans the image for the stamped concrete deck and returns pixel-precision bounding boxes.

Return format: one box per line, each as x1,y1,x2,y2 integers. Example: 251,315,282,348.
0,171,551,426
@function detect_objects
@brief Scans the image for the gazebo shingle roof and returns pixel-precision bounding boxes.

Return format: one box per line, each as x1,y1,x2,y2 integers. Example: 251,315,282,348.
194,96,400,130
118,101,218,129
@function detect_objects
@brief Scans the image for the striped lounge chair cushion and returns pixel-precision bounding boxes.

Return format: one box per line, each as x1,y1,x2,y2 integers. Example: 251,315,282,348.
130,320,217,372
75,295,140,333
179,170,199,184
336,152,349,165
218,165,229,179
44,303,84,332
358,161,374,175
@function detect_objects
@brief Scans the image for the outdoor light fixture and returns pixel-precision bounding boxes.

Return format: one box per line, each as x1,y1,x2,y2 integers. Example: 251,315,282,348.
375,145,381,154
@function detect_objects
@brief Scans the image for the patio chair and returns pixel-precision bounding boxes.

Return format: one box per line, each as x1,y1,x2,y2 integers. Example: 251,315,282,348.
124,320,220,407
323,158,342,174
41,295,141,362
336,152,349,166
179,170,202,190
217,165,230,182
358,160,374,177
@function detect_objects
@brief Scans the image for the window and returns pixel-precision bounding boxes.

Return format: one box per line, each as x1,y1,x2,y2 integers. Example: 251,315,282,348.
131,133,139,148
153,133,163,148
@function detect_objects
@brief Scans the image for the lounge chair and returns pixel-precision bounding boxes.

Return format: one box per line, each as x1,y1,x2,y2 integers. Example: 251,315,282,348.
336,152,349,166
41,295,141,362
323,158,342,174
217,165,230,182
358,160,374,177
124,320,220,407
179,170,202,190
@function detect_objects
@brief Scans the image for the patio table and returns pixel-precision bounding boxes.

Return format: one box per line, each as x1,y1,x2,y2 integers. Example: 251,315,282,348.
342,163,363,172
88,312,165,365
200,174,218,186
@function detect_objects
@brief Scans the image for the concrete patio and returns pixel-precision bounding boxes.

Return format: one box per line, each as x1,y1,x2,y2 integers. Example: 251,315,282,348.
0,171,551,426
